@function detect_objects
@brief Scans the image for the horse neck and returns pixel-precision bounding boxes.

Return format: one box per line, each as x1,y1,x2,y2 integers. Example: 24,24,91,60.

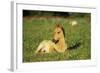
57,37,66,47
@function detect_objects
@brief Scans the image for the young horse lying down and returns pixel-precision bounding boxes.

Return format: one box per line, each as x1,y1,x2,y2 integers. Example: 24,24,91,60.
35,24,67,53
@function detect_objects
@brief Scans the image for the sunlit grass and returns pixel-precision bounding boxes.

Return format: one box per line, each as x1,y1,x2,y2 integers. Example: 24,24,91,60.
23,16,91,62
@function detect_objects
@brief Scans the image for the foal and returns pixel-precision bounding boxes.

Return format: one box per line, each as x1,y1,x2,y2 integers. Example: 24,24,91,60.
35,24,67,53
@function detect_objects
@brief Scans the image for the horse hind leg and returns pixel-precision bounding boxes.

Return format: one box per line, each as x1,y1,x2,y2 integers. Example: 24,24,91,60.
35,43,44,53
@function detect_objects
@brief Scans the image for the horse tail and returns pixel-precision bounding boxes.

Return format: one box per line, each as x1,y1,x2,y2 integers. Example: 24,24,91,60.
67,41,82,50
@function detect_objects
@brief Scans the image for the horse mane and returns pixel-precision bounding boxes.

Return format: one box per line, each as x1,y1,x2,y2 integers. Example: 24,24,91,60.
61,26,65,37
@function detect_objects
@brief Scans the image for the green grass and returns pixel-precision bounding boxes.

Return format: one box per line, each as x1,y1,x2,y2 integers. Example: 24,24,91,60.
23,15,91,62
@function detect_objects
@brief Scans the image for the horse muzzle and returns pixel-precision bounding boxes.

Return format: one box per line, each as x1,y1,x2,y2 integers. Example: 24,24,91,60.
52,39,59,44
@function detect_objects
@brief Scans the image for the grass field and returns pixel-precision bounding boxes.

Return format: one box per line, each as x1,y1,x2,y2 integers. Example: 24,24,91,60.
23,14,91,62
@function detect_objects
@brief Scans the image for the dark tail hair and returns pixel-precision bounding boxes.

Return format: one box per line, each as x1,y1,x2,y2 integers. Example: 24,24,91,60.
67,41,82,50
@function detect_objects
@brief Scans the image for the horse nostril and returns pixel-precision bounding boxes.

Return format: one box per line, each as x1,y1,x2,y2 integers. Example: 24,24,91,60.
52,39,56,42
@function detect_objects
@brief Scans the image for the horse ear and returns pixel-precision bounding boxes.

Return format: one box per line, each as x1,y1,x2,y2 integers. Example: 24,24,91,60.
56,24,62,28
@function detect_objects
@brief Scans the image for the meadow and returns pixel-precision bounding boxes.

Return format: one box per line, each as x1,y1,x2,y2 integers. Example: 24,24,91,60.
23,14,91,62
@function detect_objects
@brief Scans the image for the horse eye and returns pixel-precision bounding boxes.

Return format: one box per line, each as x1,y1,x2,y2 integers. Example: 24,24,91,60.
57,31,60,34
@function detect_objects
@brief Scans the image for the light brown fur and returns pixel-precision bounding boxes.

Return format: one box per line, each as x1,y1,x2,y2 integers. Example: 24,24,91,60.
35,24,67,53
